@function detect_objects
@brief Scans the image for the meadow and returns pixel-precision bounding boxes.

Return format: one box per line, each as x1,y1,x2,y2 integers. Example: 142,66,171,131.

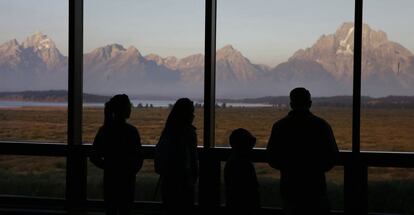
0,106,413,213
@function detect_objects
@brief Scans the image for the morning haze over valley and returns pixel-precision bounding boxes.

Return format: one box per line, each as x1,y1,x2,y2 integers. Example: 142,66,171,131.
1,22,413,99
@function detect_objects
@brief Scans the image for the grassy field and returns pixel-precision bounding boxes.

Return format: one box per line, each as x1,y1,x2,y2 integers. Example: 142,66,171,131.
0,106,413,213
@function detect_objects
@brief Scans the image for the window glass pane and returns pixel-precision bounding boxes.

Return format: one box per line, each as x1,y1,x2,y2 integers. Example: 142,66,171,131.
326,167,344,211
87,159,103,200
255,163,282,208
0,155,66,198
0,0,68,143
220,162,283,208
83,0,205,146
216,0,354,150
368,167,414,214
88,160,162,202
361,0,414,152
84,0,205,203
220,163,344,210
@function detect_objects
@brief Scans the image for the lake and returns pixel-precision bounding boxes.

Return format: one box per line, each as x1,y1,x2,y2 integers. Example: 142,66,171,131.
0,100,273,108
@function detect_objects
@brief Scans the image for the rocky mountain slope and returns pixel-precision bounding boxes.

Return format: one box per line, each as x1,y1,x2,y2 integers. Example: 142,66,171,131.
1,23,413,97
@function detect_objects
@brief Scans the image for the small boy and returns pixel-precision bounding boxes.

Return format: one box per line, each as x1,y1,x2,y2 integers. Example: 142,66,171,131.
224,128,260,215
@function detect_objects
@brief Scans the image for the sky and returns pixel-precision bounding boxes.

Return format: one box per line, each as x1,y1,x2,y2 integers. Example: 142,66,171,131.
0,0,413,66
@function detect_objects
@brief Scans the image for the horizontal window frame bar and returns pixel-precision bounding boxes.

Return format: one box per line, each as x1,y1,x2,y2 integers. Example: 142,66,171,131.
1,141,413,168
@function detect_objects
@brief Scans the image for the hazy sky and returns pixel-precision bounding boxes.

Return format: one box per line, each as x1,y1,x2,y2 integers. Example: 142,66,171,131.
0,0,413,66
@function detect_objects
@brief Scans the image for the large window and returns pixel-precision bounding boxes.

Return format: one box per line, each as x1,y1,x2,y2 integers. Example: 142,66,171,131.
215,0,354,150
0,0,412,214
362,1,414,214
83,0,205,201
215,0,354,208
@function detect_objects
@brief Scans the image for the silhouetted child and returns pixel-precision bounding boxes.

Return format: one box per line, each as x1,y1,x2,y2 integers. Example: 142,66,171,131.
90,94,143,215
225,128,260,215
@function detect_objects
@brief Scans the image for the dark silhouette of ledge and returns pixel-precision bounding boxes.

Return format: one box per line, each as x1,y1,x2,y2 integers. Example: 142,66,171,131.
0,141,413,215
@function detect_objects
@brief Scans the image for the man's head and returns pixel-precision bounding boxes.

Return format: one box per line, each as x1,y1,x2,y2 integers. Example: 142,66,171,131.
290,87,312,110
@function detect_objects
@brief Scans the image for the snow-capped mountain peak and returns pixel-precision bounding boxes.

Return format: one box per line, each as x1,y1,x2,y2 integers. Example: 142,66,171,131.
23,32,56,51
337,27,354,55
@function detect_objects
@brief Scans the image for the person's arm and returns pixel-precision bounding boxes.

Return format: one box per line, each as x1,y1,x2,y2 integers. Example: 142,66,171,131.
322,123,339,172
133,128,144,174
266,123,282,170
90,127,105,169
189,128,199,182
177,127,199,183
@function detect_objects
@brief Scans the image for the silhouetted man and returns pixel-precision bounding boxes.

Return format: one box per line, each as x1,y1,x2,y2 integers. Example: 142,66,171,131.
266,87,338,215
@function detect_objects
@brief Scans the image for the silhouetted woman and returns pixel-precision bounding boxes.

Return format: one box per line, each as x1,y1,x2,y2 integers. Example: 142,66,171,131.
156,98,198,215
90,94,143,215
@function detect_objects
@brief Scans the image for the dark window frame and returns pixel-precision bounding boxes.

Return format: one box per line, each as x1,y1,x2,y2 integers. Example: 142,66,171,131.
1,0,414,214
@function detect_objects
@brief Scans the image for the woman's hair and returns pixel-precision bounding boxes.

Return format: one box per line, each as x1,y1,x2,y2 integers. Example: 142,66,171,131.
103,94,132,127
163,98,194,133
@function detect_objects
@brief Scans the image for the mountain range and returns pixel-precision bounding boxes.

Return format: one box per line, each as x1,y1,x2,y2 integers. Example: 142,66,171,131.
1,22,413,98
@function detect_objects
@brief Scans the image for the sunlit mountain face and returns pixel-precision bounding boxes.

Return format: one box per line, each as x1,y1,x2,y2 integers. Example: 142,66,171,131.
1,23,413,98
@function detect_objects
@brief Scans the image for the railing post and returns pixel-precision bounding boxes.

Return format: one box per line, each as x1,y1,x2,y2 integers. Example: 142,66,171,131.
66,0,86,214
199,149,221,214
344,155,368,215
199,0,220,214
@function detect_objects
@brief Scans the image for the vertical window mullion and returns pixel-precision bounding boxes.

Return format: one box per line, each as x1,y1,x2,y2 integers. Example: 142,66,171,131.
199,0,220,212
345,1,367,215
66,0,85,213
204,0,217,149
353,0,363,155
68,0,83,146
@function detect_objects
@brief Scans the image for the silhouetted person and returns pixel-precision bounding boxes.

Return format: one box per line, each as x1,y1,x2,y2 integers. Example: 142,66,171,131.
266,88,339,215
155,98,198,215
225,128,260,215
90,94,143,215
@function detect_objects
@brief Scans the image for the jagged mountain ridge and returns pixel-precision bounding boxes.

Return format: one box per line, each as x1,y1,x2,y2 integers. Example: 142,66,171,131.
0,32,67,91
288,22,414,95
83,44,182,95
1,22,414,97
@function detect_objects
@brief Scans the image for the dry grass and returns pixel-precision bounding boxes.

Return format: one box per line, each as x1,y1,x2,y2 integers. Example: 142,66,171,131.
1,106,412,151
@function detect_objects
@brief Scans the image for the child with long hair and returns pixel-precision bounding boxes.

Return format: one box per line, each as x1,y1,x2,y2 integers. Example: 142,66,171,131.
90,94,143,215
